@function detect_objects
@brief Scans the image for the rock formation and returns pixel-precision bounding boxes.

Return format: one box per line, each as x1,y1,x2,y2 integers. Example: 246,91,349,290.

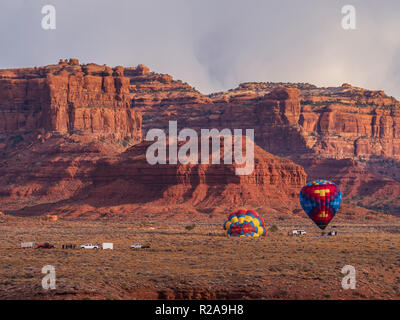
0,59,399,217
124,72,400,215
0,58,142,141
0,133,306,219
83,138,306,217
129,79,400,161
0,60,308,218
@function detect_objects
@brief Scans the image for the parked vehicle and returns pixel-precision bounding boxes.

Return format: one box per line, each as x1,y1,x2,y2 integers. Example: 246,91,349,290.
102,243,113,250
130,243,142,249
328,231,338,236
36,242,55,249
80,244,99,249
21,242,35,249
291,229,307,235
130,243,150,249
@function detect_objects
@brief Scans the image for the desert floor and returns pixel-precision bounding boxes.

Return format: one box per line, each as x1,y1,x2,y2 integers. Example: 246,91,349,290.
1,216,399,300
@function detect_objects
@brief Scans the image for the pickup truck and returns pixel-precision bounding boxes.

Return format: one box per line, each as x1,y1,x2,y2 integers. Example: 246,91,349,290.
80,244,99,249
291,229,307,235
130,243,150,249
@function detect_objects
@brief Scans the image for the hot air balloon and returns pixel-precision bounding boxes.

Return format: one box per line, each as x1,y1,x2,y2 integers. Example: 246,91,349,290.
299,179,341,230
223,209,266,237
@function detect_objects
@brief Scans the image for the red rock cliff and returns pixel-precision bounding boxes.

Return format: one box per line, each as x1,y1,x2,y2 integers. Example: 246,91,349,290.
0,59,141,141
1,60,400,217
129,78,400,161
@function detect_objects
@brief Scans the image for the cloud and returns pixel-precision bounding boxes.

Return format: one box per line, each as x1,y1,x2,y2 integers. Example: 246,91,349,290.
0,0,399,98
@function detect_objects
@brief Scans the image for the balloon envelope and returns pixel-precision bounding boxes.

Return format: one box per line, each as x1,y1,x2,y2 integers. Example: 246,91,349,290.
224,209,266,237
299,180,341,230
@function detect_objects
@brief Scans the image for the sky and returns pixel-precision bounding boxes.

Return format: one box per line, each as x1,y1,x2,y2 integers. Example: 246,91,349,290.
1,0,399,98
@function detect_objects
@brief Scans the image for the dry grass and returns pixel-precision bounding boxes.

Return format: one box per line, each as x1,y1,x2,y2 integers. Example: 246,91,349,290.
0,216,399,300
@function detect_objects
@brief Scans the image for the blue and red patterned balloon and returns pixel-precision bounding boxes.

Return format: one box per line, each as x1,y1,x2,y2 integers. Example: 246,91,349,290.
224,209,266,237
299,180,341,230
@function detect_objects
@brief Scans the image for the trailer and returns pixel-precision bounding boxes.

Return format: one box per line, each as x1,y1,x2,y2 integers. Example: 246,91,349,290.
21,242,35,249
102,243,113,250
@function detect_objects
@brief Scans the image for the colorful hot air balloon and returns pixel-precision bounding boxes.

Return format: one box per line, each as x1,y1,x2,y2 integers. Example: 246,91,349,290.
299,179,341,230
223,209,266,237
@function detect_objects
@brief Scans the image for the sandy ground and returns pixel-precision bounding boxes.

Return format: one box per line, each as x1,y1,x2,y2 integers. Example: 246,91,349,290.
0,216,399,300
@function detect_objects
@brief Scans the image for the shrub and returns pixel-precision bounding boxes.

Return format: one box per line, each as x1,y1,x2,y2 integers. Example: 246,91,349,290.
269,225,278,233
185,223,196,231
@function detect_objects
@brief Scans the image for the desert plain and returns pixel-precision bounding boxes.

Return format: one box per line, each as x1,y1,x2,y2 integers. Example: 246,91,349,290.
1,215,399,300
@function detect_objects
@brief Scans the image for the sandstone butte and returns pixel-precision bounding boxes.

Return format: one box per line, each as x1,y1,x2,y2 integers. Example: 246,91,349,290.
0,58,399,219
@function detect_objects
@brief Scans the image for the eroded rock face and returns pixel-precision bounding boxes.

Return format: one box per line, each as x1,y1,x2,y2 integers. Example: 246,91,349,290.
2,60,399,162
1,60,400,217
0,58,307,217
0,59,142,141
1,136,305,218
126,75,400,214
88,138,306,214
0,60,141,215
129,79,400,161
